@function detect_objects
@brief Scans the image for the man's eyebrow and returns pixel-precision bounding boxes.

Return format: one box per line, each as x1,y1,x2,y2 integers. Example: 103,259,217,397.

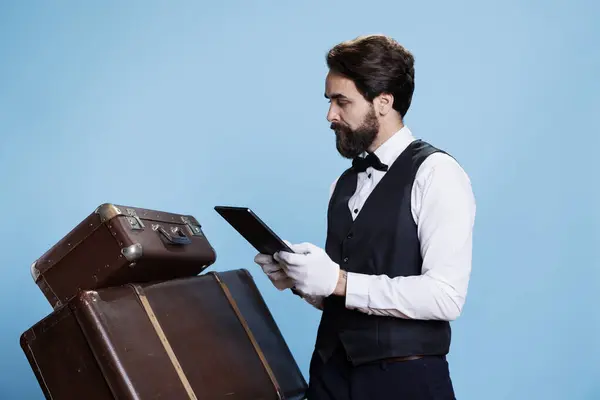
324,93,349,100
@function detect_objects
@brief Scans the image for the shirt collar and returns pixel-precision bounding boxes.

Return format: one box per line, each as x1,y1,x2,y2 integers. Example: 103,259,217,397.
361,125,416,167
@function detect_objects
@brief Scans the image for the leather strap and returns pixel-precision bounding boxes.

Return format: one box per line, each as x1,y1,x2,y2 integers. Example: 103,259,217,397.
211,272,284,400
131,284,198,400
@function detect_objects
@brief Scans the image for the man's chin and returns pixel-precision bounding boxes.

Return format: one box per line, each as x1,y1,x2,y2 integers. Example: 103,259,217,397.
335,142,361,159
334,130,371,159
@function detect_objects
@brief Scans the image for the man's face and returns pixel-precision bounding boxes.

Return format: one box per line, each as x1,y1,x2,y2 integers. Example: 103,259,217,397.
325,70,379,159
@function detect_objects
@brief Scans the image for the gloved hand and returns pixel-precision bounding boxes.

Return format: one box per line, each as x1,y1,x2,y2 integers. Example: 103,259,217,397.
254,253,294,291
274,242,340,297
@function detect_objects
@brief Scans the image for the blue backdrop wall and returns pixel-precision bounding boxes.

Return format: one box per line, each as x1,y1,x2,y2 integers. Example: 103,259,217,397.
0,1,598,399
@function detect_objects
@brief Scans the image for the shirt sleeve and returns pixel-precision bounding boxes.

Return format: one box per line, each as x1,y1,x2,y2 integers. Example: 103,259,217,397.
344,153,476,321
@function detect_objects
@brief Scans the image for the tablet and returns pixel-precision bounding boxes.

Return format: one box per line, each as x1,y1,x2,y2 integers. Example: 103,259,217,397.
214,206,295,255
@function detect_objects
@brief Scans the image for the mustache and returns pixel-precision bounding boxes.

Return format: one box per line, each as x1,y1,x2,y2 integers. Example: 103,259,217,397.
330,122,347,131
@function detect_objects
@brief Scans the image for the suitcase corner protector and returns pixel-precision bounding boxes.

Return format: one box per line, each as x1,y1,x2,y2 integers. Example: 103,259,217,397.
94,203,122,222
30,260,40,282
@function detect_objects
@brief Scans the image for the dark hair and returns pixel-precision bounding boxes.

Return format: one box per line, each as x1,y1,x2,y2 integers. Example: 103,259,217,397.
326,34,415,119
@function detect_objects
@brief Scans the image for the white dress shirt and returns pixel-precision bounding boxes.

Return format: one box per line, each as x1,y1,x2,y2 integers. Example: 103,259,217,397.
304,126,476,321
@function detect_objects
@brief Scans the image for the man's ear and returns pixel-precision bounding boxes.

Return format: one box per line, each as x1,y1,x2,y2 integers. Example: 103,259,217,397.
375,93,394,116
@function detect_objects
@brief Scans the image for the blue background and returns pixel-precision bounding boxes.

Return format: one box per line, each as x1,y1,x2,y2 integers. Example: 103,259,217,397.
1,1,598,399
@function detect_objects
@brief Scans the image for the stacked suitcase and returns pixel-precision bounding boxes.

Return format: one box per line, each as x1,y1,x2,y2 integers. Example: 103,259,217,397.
20,203,308,399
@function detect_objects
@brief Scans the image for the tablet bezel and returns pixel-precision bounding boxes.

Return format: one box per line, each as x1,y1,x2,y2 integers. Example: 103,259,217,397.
214,206,294,255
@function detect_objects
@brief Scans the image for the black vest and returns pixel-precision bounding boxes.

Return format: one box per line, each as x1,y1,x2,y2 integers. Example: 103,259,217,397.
315,139,452,366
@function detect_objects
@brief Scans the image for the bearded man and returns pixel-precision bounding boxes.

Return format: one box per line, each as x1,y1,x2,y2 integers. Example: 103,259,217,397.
255,34,476,399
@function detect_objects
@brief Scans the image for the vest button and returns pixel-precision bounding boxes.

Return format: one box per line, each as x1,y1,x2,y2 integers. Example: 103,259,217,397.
343,257,349,263
347,233,353,239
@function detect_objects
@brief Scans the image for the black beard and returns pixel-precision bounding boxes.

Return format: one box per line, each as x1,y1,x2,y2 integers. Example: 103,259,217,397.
331,107,379,159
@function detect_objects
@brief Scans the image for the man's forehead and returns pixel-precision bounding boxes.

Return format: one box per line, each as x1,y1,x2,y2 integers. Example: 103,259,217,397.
325,72,357,99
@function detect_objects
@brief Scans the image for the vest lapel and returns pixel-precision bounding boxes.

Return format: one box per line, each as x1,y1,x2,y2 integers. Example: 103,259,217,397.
349,140,417,228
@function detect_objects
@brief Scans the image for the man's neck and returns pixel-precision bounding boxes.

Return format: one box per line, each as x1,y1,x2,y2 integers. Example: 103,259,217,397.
368,120,404,152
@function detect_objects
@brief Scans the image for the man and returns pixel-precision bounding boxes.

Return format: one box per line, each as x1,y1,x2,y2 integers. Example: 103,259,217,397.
255,34,476,399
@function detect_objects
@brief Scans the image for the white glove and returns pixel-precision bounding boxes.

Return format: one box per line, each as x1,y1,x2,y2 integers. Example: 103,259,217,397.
274,242,340,297
254,253,294,291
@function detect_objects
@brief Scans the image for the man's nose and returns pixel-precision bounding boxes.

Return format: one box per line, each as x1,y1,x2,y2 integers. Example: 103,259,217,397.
327,105,339,123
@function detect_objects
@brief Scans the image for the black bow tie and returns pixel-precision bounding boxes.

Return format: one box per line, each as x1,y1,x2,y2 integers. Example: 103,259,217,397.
352,152,388,173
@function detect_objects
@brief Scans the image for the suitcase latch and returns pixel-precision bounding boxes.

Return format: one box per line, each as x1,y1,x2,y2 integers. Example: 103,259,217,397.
125,208,145,230
181,216,204,237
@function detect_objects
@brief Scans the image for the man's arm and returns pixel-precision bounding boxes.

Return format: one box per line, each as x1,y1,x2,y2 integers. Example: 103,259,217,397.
340,154,476,321
333,270,348,296
301,293,325,310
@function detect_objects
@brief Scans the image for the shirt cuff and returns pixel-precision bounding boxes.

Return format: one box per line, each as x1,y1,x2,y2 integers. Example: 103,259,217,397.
345,272,371,309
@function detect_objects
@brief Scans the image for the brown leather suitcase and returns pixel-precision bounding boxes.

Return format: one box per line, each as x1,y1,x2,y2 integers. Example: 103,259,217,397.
31,203,217,308
20,269,308,400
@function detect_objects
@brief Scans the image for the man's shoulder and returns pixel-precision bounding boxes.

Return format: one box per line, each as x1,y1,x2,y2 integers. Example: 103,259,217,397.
328,170,348,197
328,164,357,200
420,149,463,170
411,139,466,172
414,144,472,192
329,177,339,199
409,141,475,217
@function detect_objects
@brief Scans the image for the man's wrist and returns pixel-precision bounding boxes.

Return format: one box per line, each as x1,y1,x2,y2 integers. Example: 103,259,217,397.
333,269,347,296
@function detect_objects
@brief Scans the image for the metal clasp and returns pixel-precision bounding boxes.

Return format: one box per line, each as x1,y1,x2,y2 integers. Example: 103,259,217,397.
125,208,145,230
181,216,204,237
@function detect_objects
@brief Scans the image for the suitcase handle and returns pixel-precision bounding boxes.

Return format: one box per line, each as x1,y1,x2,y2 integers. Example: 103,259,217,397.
153,224,192,245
